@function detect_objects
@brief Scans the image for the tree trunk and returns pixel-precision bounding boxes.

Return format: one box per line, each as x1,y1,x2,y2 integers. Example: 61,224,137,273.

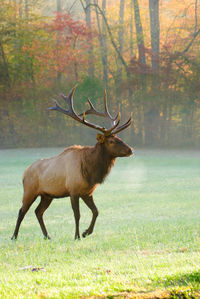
19,0,23,18
130,0,134,57
118,0,125,57
133,0,147,144
0,40,10,87
133,0,146,66
86,0,95,77
87,3,129,77
56,0,62,82
143,0,160,146
149,0,160,71
94,0,108,87
25,0,29,19
57,0,62,14
117,0,125,84
102,0,108,87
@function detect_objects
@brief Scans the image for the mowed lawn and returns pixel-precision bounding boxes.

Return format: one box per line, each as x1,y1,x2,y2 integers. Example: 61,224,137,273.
0,148,200,298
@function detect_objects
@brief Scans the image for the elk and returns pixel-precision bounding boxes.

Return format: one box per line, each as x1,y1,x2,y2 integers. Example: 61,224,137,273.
11,86,133,240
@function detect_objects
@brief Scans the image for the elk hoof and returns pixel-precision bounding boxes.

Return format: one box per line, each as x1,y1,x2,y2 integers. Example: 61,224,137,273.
44,235,51,240
11,235,17,241
82,231,87,238
82,230,91,238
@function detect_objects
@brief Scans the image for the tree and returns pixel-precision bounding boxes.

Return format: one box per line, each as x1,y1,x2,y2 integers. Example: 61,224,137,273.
82,0,95,77
56,0,62,82
133,0,146,66
94,0,108,87
149,0,160,71
130,0,133,57
117,0,125,81
1,0,200,148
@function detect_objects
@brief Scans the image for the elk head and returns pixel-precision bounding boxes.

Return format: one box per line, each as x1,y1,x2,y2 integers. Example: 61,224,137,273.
97,134,133,158
48,85,133,157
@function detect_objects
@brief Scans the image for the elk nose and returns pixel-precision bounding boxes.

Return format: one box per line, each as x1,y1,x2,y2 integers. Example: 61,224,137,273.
128,147,134,156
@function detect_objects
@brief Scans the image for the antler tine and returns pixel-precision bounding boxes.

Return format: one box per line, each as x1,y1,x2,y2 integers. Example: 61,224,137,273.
104,112,121,136
103,90,119,126
47,98,67,113
112,103,121,124
82,90,120,127
60,85,77,101
112,113,132,135
79,99,105,118
48,85,132,136
60,85,80,119
48,85,108,134
50,85,87,123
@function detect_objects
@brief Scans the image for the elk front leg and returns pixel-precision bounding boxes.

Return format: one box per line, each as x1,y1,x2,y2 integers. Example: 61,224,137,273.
70,195,80,240
81,195,99,238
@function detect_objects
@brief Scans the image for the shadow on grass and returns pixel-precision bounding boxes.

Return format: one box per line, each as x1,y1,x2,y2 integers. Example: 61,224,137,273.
87,272,200,299
157,271,200,288
92,273,200,299
153,271,200,299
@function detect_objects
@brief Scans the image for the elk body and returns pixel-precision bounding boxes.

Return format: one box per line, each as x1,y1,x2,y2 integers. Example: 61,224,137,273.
11,86,133,240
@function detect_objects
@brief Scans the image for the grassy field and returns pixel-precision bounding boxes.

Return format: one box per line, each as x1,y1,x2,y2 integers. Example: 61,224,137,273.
0,148,200,298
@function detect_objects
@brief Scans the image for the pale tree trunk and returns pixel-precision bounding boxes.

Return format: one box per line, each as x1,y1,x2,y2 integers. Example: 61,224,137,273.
57,0,62,82
102,0,108,87
13,0,17,19
85,2,129,77
149,0,160,71
86,0,95,77
25,0,29,19
130,0,133,57
147,0,160,145
195,0,198,33
19,0,23,18
117,0,125,83
94,0,108,87
57,0,62,14
118,0,125,55
133,0,147,144
133,0,146,66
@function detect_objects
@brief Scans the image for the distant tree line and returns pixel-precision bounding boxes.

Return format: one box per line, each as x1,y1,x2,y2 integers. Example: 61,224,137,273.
0,0,200,148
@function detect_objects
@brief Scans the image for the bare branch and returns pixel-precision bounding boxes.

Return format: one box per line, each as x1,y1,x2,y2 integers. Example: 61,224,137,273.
68,0,79,13
181,27,200,55
85,2,130,76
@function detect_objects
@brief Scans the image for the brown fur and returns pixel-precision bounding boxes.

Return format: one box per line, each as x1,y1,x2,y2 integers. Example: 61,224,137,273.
81,143,116,186
11,135,133,240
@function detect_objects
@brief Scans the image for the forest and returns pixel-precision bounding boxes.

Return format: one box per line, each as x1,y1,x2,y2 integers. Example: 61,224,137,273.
0,0,200,148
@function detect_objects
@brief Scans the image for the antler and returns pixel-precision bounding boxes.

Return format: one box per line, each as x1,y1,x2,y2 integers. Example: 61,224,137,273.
81,90,119,126
82,89,132,135
48,85,132,136
111,114,132,135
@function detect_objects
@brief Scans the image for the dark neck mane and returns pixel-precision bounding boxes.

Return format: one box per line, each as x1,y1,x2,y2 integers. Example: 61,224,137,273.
81,143,116,186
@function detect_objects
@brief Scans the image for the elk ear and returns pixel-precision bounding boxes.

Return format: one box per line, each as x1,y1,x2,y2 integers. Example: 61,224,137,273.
96,133,105,143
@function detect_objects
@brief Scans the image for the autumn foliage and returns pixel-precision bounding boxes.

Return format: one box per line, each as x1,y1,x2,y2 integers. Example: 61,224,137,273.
0,0,200,148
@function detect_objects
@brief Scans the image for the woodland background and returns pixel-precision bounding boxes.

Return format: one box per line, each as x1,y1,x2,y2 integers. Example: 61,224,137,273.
0,0,200,148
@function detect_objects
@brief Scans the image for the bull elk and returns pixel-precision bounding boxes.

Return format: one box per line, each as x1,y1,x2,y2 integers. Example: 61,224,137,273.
11,86,133,240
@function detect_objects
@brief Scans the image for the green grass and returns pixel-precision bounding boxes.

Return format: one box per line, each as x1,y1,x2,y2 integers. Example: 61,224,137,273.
0,148,200,298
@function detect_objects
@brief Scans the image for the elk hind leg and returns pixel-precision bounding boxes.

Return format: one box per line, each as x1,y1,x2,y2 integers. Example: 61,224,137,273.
70,195,80,240
11,193,37,240
35,195,53,239
81,195,98,238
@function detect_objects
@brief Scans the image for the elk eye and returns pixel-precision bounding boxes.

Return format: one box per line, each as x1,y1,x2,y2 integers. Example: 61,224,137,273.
109,140,115,144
